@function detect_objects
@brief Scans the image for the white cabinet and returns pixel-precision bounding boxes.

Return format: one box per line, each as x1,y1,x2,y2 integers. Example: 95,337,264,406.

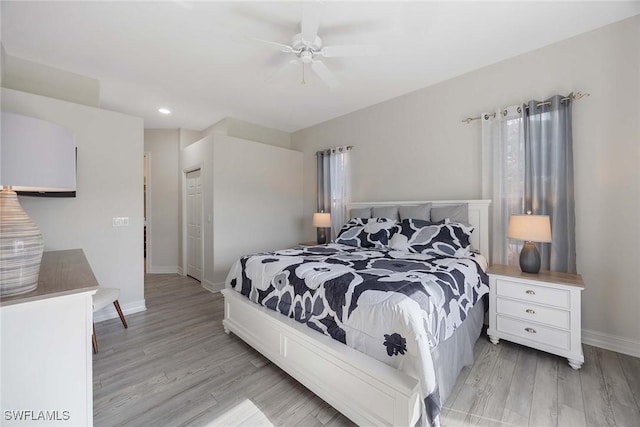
487,264,584,369
1,250,97,426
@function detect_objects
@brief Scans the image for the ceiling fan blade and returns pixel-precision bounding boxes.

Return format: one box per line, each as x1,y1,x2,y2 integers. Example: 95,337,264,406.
300,4,321,43
265,59,299,84
311,60,339,88
321,45,379,58
233,36,294,53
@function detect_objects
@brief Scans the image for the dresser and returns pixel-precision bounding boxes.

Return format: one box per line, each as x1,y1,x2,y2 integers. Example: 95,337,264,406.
487,264,584,369
0,249,98,426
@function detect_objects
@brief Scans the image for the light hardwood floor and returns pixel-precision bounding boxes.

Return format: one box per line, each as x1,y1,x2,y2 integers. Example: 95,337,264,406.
94,274,640,427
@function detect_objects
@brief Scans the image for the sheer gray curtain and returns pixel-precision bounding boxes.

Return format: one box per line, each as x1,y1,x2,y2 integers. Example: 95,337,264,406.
481,106,525,266
317,146,351,241
317,150,331,218
524,94,576,273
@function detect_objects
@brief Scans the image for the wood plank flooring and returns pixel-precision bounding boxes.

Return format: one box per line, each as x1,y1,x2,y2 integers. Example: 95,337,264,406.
94,274,640,427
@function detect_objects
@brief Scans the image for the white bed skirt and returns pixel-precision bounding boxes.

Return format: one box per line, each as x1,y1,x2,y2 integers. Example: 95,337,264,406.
222,288,422,426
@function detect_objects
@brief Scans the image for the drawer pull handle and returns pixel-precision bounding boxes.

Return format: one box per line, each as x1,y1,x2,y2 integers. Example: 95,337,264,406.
526,290,536,295
525,327,537,334
526,309,536,314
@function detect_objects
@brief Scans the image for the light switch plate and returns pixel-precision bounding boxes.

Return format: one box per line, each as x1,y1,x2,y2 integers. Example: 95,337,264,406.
112,217,129,227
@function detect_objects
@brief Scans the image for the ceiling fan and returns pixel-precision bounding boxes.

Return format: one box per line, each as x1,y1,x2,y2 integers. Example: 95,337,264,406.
239,8,379,88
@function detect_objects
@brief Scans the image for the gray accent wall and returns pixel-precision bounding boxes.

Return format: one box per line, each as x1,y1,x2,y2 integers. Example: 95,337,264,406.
292,16,640,355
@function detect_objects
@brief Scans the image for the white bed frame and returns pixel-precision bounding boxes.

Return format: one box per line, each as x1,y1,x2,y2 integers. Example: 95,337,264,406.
222,200,490,426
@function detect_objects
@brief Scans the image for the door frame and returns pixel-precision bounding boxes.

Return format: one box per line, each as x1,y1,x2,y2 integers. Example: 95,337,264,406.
144,151,151,274
181,164,204,280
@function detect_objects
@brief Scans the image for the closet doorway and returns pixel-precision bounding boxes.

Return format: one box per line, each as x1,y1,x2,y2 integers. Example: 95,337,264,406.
186,169,203,282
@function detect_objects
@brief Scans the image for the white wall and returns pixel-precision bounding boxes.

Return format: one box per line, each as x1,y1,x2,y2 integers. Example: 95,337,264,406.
212,135,303,284
144,129,180,273
1,47,100,107
179,128,203,150
180,134,303,288
292,17,640,355
2,88,145,317
201,117,292,149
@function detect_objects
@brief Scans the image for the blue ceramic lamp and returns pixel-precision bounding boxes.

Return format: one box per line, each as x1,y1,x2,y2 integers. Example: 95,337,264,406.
507,214,552,274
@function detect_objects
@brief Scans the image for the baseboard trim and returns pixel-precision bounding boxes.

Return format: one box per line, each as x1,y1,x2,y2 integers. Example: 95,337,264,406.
91,295,640,357
148,266,179,274
582,328,640,358
202,280,224,293
177,266,184,276
94,299,147,323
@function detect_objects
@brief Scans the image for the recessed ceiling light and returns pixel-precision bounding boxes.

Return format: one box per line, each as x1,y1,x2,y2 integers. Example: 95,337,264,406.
158,108,171,115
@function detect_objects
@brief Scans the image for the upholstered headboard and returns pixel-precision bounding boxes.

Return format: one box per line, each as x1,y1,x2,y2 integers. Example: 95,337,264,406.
346,200,491,259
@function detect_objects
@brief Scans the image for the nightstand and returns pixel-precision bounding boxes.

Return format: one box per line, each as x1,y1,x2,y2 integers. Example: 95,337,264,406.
487,264,585,369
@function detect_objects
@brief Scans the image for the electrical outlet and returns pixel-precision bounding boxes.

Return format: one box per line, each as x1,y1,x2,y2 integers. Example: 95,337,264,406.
112,217,129,227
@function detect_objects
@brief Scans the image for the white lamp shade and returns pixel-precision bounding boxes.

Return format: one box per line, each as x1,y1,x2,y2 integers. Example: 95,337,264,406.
312,212,331,228
507,215,552,243
1,112,76,191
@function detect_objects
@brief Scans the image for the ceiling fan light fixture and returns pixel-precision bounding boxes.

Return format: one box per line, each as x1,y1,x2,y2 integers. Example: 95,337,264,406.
300,50,314,64
291,33,322,52
241,12,379,88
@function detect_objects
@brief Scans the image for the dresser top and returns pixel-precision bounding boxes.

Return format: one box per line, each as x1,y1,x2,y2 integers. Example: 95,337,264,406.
487,264,584,288
0,249,99,307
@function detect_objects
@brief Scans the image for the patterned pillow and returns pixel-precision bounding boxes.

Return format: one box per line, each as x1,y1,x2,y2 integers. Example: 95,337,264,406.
335,218,398,248
389,219,474,257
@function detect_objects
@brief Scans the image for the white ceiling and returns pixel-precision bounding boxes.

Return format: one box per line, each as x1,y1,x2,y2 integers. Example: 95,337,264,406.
2,1,638,133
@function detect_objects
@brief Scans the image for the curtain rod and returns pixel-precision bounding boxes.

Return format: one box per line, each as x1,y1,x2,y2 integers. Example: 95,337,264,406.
461,91,590,124
316,145,354,155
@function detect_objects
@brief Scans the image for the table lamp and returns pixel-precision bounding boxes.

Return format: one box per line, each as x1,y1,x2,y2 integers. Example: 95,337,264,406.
507,214,552,274
1,112,76,296
313,212,331,244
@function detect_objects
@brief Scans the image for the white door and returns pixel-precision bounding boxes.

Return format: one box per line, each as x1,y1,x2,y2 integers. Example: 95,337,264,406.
186,169,202,281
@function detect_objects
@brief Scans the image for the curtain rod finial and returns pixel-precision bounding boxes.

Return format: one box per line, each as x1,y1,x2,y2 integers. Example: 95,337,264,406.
462,116,480,124
573,92,590,100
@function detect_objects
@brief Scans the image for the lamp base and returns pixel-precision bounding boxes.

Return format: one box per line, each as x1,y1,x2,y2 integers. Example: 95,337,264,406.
0,189,44,297
519,241,541,274
317,228,328,245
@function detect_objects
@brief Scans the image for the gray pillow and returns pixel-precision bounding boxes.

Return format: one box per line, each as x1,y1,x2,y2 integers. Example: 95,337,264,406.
372,205,399,221
430,204,469,223
349,207,371,220
398,203,432,221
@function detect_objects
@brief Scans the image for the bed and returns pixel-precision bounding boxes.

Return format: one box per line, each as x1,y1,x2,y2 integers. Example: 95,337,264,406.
221,200,491,426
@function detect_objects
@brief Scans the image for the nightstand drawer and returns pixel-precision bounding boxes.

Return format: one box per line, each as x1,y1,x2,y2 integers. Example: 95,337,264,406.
496,279,570,309
496,297,570,329
496,315,570,350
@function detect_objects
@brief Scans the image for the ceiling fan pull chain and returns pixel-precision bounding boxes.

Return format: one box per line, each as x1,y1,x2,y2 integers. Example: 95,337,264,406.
301,63,306,85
